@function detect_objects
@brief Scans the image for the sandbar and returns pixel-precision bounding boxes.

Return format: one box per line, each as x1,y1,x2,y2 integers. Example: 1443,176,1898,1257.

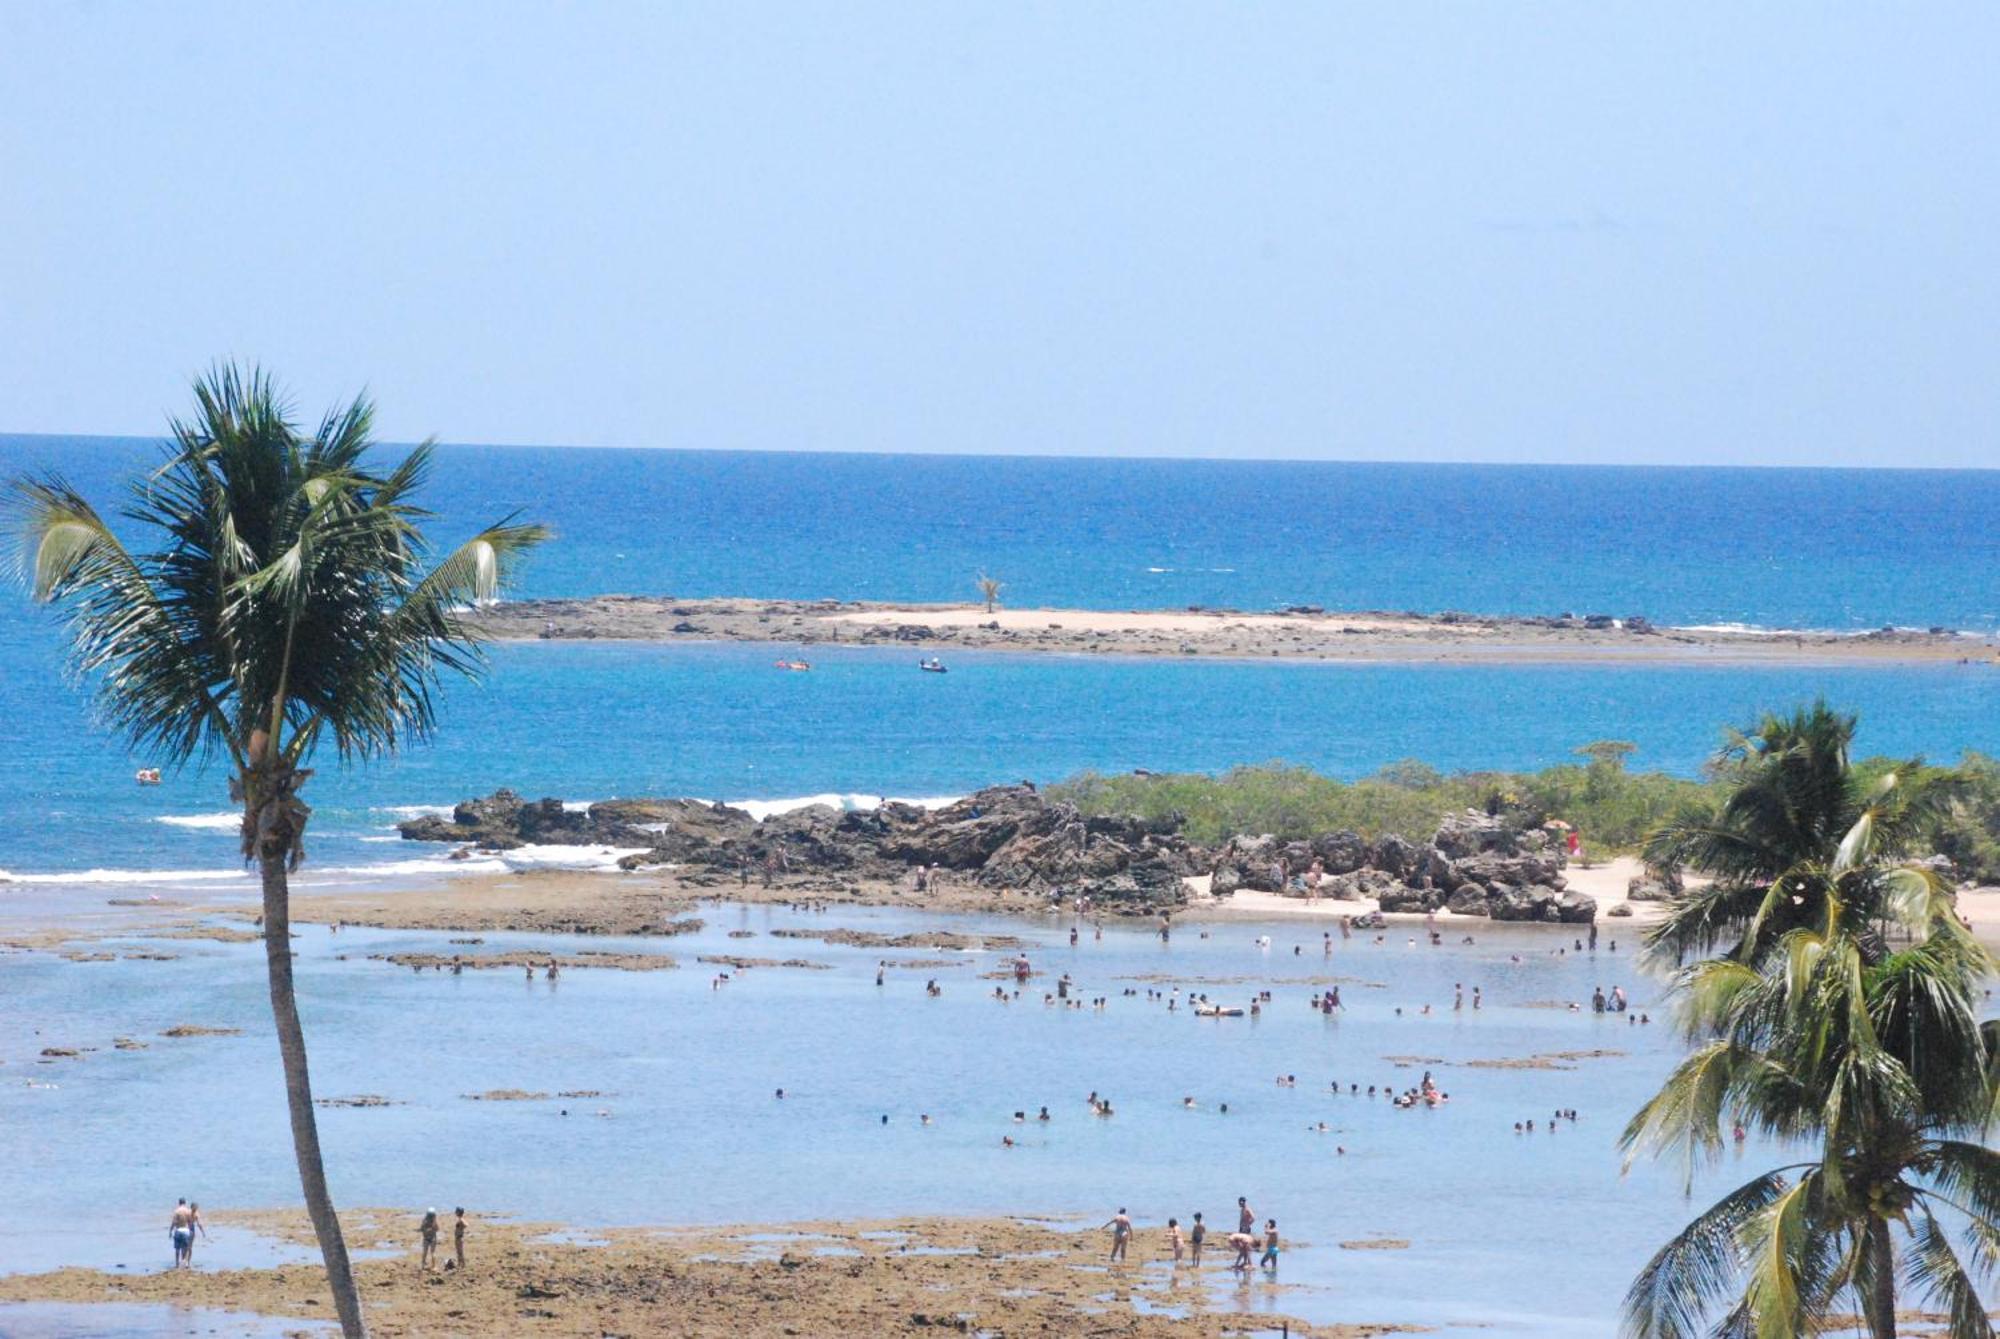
472,595,1999,666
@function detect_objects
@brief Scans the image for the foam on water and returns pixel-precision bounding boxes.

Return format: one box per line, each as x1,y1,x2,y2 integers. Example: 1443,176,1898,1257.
496,844,649,872
718,793,963,821
0,866,250,885
153,811,240,831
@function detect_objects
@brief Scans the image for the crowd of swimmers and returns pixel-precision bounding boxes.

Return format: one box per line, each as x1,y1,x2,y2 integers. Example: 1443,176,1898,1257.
1516,1109,1581,1133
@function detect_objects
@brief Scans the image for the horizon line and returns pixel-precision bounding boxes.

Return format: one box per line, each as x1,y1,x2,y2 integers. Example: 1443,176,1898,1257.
2,428,1995,475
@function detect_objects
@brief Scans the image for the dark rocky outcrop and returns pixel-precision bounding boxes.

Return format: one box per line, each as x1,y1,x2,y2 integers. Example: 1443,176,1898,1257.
1626,862,1684,902
1312,830,1369,874
1368,834,1423,882
401,785,1592,921
1489,885,1598,924
1377,884,1445,913
1446,883,1493,916
402,784,1198,914
1455,851,1564,892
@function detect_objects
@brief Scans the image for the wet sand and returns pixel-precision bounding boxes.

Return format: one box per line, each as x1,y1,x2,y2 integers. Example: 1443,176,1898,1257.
145,855,1993,955
14,852,1986,974
0,1208,1410,1338
471,595,1997,666
266,866,1036,937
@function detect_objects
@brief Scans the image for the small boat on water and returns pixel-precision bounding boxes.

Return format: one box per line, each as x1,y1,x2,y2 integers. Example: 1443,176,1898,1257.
774,659,813,672
918,657,947,673
1194,1005,1245,1018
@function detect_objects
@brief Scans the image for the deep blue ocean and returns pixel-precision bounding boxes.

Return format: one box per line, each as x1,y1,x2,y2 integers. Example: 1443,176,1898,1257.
2,434,1997,882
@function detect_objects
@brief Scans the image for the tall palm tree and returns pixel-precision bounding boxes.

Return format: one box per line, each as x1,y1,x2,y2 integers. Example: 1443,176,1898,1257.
1623,704,2000,1338
9,366,546,1338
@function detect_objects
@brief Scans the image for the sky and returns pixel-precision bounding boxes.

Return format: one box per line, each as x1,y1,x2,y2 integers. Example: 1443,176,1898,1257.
2,3,1996,467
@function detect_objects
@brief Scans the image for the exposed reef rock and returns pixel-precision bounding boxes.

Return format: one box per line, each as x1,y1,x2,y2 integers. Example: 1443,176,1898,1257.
401,785,1201,913
401,789,1598,921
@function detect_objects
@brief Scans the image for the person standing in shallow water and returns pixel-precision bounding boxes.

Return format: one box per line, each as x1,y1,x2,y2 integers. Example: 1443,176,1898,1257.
1103,1207,1132,1262
187,1202,209,1264
169,1198,195,1269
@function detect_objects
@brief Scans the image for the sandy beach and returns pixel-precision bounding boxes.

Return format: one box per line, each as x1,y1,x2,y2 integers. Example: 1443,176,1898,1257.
1205,857,1672,928
129,855,1994,947
470,596,1999,666
0,1208,1403,1338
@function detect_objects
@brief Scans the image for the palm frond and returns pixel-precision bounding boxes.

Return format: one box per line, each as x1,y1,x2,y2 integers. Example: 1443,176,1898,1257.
1621,1169,1796,1339
1904,1209,1995,1339
1738,1171,1838,1339
6,476,240,767
1622,1039,1742,1186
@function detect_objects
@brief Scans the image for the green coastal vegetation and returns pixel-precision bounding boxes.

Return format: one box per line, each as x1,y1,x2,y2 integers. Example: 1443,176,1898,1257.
1050,747,2000,882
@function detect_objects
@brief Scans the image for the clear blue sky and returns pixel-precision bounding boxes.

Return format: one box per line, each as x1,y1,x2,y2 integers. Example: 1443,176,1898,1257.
3,3,1995,466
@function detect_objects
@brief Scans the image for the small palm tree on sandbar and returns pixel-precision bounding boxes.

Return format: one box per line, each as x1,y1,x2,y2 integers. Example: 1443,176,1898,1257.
976,572,1004,614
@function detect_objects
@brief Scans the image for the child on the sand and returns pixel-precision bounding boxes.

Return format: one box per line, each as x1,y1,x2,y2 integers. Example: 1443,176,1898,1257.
1166,1217,1183,1265
1189,1212,1206,1264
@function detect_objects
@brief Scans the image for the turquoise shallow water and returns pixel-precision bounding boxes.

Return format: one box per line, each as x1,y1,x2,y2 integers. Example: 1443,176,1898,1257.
2,436,1998,886
0,641,1995,887
3,901,1777,1336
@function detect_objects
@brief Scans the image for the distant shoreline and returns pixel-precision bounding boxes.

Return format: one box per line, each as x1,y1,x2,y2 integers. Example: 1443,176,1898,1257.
471,596,1999,667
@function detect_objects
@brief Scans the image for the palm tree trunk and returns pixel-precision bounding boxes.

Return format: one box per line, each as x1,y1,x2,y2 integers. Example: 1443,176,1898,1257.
260,852,368,1338
1863,1217,1897,1339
